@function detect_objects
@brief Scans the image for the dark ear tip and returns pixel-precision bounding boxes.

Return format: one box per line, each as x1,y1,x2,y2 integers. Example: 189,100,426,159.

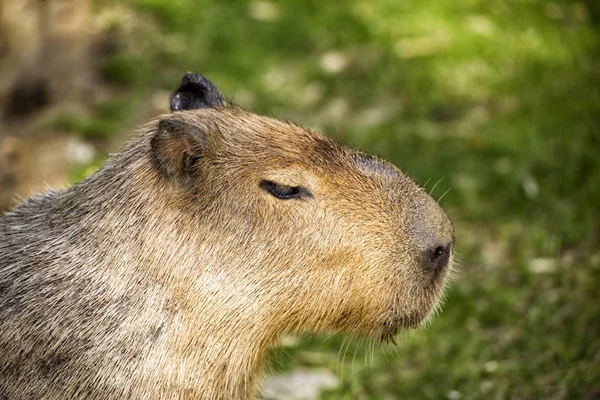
181,72,208,87
170,93,182,112
170,72,224,112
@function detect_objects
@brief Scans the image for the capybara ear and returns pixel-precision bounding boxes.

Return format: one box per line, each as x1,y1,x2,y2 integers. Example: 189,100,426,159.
170,73,225,112
151,119,205,182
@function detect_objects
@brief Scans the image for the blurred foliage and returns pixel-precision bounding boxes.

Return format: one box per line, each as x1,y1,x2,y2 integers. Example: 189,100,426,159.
46,97,140,139
85,0,600,398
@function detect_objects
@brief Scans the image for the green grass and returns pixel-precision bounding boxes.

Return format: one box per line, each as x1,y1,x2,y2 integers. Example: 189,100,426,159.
84,0,600,397
45,97,141,139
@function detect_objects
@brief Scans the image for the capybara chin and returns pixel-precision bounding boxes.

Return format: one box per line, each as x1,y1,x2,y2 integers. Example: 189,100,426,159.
0,73,455,399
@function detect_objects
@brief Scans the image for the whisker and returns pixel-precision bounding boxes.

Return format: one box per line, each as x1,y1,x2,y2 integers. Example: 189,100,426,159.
437,187,452,202
351,340,359,382
429,177,443,195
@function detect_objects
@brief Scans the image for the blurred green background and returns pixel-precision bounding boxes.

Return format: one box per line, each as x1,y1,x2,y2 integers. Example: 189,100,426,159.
1,0,599,398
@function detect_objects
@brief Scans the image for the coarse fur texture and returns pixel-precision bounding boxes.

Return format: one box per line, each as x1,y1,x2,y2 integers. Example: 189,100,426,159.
0,74,454,399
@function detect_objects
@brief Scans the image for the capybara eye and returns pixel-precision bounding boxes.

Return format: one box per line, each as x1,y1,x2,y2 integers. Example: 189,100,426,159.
259,180,310,200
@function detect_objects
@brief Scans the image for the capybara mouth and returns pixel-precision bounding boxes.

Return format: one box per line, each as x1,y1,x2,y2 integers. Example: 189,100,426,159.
429,262,451,287
380,312,424,343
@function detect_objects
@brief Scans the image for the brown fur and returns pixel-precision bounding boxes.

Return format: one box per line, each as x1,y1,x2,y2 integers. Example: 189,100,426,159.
0,105,454,399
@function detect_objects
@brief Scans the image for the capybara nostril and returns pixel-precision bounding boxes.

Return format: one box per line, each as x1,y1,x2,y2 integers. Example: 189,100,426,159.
425,242,452,271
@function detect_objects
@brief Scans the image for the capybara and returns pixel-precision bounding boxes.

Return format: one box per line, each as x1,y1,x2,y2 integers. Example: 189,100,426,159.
0,73,454,399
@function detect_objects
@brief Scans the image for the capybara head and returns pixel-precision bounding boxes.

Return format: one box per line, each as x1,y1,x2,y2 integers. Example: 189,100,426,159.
152,73,455,342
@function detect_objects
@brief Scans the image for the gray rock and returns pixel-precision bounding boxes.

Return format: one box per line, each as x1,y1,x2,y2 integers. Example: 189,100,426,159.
262,369,338,400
